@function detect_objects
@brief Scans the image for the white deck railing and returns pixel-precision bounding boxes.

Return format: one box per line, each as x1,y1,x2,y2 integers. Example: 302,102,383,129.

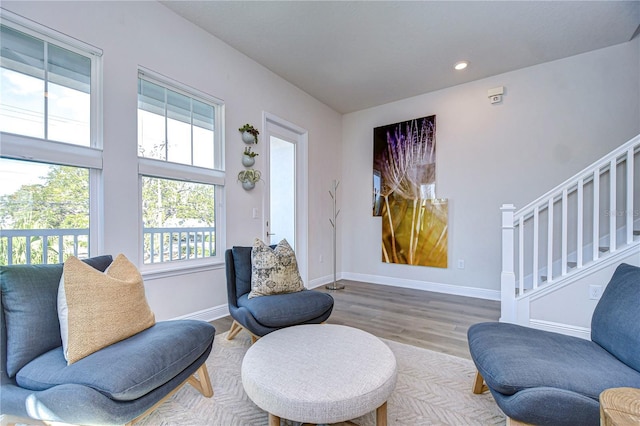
143,226,216,264
1,226,215,265
501,134,640,323
0,228,89,265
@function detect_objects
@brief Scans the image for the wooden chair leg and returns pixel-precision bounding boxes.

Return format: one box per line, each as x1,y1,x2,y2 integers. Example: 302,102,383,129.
187,363,214,397
472,370,489,394
126,363,214,425
227,320,243,340
226,320,261,343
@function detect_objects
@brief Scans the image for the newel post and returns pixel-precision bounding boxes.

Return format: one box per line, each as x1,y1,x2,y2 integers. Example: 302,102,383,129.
500,204,516,323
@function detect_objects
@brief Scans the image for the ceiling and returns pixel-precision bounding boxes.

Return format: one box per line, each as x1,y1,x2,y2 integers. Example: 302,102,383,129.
162,1,640,114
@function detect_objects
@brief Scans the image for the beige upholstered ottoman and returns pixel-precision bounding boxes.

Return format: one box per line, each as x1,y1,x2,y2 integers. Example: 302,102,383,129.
241,324,397,425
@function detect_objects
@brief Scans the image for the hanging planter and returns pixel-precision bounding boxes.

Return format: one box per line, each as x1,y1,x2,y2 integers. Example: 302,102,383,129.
238,169,261,190
242,146,259,167
239,123,259,144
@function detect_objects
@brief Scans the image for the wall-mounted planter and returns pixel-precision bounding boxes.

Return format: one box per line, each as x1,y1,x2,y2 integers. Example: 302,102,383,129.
242,180,256,190
242,146,258,167
239,124,259,144
238,169,261,191
242,154,255,167
242,131,256,144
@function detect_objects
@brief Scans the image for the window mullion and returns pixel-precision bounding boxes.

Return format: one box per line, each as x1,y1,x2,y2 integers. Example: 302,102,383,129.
43,41,49,141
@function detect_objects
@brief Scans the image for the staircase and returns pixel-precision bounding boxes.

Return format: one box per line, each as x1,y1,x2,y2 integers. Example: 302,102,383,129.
500,134,640,327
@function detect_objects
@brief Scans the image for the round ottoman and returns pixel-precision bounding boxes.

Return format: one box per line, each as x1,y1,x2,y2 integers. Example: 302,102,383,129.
241,324,397,425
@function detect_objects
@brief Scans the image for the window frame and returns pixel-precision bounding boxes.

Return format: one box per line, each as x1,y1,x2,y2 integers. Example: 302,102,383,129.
137,67,226,273
0,9,104,261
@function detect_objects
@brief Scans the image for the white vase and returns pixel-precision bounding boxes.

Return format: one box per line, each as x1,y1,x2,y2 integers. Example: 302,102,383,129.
242,180,255,190
242,155,255,167
242,131,256,144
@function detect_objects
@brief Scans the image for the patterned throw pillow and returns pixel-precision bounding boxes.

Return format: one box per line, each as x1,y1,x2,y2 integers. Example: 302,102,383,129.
249,239,305,298
58,254,156,364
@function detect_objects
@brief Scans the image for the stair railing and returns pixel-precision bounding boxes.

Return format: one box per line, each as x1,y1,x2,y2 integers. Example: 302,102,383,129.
501,134,640,323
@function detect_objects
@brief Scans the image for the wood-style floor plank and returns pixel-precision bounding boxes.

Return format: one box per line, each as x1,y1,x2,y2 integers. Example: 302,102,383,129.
211,279,500,359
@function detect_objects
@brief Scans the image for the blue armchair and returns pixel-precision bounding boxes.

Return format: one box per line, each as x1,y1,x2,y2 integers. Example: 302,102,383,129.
1,256,216,425
225,246,334,342
468,263,640,426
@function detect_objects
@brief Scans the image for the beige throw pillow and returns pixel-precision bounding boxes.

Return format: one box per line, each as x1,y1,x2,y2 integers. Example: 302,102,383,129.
249,239,305,298
58,254,155,364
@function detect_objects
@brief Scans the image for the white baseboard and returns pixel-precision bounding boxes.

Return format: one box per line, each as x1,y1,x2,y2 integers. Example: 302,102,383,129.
172,304,229,322
307,273,342,289
340,272,500,301
529,319,591,340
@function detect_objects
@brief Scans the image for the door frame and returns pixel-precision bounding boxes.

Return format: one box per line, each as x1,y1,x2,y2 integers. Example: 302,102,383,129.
262,112,309,282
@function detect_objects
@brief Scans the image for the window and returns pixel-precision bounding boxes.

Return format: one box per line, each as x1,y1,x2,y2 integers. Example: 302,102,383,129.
0,11,102,265
0,24,92,145
137,69,224,266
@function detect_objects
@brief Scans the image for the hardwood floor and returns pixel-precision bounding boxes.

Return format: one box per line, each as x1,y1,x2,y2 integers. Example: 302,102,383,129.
211,279,500,359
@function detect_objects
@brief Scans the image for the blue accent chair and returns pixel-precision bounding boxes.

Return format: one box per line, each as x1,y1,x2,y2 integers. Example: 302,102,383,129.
468,263,640,426
1,256,216,425
225,247,334,342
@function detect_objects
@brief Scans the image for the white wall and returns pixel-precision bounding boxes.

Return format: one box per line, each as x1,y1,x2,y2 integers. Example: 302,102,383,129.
341,38,640,299
2,1,342,320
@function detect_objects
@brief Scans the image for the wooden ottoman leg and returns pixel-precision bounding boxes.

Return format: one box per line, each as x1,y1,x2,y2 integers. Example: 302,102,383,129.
268,413,281,426
376,401,388,426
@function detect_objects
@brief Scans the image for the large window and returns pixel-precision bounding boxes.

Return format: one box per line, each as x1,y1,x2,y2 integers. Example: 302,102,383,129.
0,12,102,265
137,69,224,265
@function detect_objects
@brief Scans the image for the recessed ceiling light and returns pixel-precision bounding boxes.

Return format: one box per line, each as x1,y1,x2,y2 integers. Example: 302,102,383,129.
454,61,468,71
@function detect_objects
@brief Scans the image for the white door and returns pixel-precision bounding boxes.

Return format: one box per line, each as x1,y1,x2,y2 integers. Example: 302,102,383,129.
263,113,308,280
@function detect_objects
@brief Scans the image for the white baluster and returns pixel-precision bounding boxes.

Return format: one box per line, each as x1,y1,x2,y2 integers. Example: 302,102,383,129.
577,178,584,267
533,206,539,289
626,148,634,244
547,198,554,283
593,169,600,261
561,189,568,276
518,216,524,296
610,159,617,252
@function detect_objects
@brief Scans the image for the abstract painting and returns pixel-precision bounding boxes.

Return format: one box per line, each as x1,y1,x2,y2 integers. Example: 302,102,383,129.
373,115,448,267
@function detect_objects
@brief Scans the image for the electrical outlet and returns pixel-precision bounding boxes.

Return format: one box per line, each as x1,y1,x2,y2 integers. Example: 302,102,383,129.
457,259,465,269
589,285,603,300
319,255,324,263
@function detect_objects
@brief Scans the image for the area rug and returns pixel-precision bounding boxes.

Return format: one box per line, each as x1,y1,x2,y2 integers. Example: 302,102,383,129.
136,331,506,425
